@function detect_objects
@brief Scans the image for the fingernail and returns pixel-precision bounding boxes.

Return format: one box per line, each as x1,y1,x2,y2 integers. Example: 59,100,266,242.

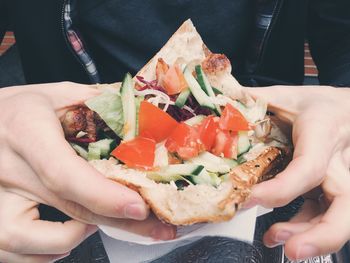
264,231,291,248
243,197,259,209
151,225,176,240
124,203,147,220
296,244,320,260
274,231,292,243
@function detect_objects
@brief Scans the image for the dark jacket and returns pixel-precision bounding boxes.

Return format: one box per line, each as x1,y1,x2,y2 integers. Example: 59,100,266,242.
1,0,350,86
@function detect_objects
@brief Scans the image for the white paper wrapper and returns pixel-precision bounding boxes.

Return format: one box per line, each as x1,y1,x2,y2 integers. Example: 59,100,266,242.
99,206,274,262
99,207,258,246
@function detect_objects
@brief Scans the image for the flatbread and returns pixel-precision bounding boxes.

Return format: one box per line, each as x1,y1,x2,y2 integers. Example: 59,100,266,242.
87,20,290,225
137,19,244,100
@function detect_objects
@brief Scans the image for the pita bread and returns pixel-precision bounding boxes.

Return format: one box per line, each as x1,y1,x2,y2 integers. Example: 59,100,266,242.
85,20,290,225
137,19,244,100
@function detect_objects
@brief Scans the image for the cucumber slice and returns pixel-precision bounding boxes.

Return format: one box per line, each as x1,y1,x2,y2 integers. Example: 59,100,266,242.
195,65,221,115
147,164,204,184
164,164,204,175
183,67,216,110
184,115,206,126
238,131,251,155
212,87,223,95
147,173,186,184
121,73,136,141
70,143,88,160
222,158,239,168
175,89,191,108
135,96,144,136
148,164,204,177
187,151,231,174
188,169,221,186
87,139,116,160
87,147,101,161
237,155,246,164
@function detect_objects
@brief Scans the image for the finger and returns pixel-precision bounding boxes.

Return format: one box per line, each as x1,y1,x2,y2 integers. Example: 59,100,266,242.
246,86,303,123
101,213,177,241
54,201,176,241
283,196,350,260
248,119,332,208
8,105,148,220
0,218,96,254
0,249,70,263
263,221,313,248
1,82,101,111
1,147,148,224
263,199,323,247
36,82,101,110
289,198,323,223
246,86,329,113
0,193,96,254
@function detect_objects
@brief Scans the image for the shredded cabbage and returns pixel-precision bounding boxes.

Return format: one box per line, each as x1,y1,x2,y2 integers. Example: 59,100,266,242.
134,89,173,112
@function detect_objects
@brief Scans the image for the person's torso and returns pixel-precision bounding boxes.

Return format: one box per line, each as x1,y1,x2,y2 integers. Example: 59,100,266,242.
7,0,307,85
76,0,255,83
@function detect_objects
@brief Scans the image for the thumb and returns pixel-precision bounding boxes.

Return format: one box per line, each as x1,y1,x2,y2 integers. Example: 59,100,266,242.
246,86,304,123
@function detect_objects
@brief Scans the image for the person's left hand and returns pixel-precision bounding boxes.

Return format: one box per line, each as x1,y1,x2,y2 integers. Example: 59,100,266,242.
246,86,350,260
0,82,176,263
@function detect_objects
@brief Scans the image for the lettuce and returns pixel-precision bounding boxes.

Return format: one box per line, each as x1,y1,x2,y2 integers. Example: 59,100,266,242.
85,91,124,138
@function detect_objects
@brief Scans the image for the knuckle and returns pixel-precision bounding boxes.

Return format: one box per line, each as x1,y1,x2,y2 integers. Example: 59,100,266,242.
274,195,291,207
42,162,68,195
63,200,95,223
262,195,290,208
43,155,81,197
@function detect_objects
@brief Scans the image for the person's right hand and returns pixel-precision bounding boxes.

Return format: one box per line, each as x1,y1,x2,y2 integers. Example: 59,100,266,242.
0,82,176,263
246,86,350,260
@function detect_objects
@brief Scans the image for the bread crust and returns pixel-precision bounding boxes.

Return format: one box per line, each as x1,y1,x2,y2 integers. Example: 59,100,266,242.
90,146,286,225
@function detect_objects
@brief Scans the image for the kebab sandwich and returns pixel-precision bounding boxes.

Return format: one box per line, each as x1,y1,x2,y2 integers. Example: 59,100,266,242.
61,20,290,226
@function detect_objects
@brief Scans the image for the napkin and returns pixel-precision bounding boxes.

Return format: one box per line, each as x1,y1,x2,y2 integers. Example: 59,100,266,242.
100,206,268,262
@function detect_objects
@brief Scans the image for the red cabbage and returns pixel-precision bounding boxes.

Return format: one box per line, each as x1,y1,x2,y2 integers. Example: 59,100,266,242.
136,76,213,122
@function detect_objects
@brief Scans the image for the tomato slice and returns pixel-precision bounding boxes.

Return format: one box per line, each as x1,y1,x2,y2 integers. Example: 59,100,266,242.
139,101,178,143
162,64,188,95
111,136,156,169
156,58,169,83
219,104,250,132
211,130,230,157
165,123,203,160
223,132,238,159
211,130,238,159
198,116,219,151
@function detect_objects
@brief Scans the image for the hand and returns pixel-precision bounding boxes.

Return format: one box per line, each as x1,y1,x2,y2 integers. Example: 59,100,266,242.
246,86,350,260
0,82,175,263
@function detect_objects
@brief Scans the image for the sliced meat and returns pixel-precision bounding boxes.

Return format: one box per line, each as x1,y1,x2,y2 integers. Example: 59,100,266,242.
61,107,89,137
201,53,232,75
61,106,104,142
85,109,97,140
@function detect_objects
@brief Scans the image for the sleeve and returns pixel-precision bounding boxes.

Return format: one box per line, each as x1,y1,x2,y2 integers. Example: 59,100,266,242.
308,0,350,86
0,0,9,44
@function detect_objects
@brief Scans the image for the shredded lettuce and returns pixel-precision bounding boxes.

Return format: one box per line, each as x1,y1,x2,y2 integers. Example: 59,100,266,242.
85,91,124,138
